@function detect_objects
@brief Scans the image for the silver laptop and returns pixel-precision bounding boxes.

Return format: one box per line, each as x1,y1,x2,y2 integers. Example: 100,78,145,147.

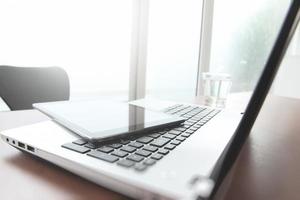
1,1,299,199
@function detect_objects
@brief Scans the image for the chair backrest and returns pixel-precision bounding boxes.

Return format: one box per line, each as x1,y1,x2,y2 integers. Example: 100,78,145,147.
0,65,70,110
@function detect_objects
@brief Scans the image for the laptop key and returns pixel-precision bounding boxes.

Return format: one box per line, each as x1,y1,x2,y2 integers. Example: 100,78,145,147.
117,159,135,168
168,130,181,136
144,159,156,166
108,143,122,149
185,130,194,134
84,143,97,149
134,164,147,171
97,146,114,153
158,131,167,134
184,122,194,126
62,143,90,154
182,124,191,129
120,146,136,153
193,124,202,129
148,133,161,139
136,136,153,144
181,133,191,138
87,151,119,163
187,119,198,123
194,116,202,121
127,154,144,162
129,142,144,148
162,133,176,139
189,127,198,131
135,149,152,157
143,145,158,152
150,138,170,147
151,153,163,160
158,149,169,155
174,127,186,132
120,140,130,145
164,144,176,150
182,114,193,118
72,139,87,145
111,150,128,158
170,140,181,145
176,136,186,142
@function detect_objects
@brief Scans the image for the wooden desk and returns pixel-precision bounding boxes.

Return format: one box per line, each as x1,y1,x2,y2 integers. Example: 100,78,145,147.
0,95,299,200
215,95,300,200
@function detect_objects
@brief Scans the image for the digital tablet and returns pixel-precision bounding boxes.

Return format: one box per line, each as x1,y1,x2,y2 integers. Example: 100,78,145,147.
33,100,185,141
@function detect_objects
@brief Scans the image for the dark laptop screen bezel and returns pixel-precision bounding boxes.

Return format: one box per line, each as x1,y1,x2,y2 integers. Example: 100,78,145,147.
208,1,300,199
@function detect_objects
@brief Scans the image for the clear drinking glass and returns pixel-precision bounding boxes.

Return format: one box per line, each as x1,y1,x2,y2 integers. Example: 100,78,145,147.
202,73,232,108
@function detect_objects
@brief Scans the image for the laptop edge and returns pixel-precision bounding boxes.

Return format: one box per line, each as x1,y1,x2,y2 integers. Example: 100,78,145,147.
208,1,300,199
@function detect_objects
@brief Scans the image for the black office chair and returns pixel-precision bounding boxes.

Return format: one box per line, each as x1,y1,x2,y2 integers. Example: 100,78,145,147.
0,65,70,110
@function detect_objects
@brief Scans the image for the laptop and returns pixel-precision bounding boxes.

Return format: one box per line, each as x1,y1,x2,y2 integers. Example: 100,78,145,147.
1,1,299,199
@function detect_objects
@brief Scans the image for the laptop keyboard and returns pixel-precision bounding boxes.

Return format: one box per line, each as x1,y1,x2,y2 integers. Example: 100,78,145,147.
61,104,220,172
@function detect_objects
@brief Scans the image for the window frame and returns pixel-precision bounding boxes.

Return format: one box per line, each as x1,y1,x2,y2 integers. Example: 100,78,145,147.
129,0,149,101
130,0,215,100
196,0,215,96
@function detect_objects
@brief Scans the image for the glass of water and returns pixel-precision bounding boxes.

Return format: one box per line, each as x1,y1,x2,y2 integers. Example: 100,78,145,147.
202,73,232,108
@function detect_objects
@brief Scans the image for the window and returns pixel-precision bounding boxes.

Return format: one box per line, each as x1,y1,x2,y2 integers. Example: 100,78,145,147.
145,0,203,101
0,0,294,106
209,0,291,92
0,0,133,100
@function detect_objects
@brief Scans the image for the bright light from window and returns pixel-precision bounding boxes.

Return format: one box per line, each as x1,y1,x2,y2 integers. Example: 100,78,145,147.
0,0,132,100
145,0,203,101
210,0,290,92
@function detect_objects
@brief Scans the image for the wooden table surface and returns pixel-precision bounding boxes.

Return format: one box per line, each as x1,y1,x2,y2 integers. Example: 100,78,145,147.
0,95,300,200
216,95,300,200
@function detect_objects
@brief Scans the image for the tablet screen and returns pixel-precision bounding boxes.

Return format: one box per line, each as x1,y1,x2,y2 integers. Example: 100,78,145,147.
34,100,184,141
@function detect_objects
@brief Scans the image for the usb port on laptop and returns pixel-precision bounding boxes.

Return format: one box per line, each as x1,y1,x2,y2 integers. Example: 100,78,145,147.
27,145,35,152
18,142,25,149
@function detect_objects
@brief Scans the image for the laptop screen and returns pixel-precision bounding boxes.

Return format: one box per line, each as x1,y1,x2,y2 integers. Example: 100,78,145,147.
208,1,299,199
